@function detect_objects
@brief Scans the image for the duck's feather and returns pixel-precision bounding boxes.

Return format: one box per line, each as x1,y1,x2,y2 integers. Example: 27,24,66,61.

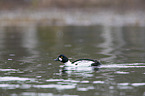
72,59,101,66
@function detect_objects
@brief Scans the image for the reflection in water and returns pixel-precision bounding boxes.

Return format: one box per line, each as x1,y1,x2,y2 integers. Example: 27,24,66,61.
22,26,39,56
0,26,145,96
100,26,113,54
0,26,39,69
60,65,100,72
0,27,4,50
60,66,100,78
99,26,115,63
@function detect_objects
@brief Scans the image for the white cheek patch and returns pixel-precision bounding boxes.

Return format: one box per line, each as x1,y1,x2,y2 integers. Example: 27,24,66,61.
59,57,62,61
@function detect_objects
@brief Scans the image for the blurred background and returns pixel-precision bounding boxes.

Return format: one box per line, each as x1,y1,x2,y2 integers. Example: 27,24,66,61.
1,1,145,96
0,0,145,26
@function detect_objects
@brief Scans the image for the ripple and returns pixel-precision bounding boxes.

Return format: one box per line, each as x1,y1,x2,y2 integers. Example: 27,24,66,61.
19,92,54,96
115,71,130,74
80,81,89,83
0,69,18,71
117,82,145,89
46,79,64,82
33,84,76,90
93,81,104,84
8,58,13,61
0,76,34,81
77,88,88,91
117,85,133,89
0,84,31,89
19,92,79,96
100,63,145,68
131,83,145,87
117,83,133,89
77,86,95,91
0,84,20,89
118,83,129,86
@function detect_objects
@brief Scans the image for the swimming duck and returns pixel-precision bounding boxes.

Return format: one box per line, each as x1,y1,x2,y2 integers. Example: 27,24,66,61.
54,54,101,67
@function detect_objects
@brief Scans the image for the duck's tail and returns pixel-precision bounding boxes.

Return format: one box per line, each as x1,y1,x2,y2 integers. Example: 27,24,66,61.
91,60,101,66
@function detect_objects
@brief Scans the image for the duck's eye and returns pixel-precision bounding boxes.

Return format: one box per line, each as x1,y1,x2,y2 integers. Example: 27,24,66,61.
60,56,63,59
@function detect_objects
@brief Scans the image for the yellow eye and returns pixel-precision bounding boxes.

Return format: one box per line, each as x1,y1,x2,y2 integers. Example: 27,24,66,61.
61,56,63,58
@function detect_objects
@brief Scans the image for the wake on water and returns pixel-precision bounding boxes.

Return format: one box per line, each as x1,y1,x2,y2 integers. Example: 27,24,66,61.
100,63,145,68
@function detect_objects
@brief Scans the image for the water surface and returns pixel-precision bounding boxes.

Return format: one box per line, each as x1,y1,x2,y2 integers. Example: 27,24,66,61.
0,26,145,96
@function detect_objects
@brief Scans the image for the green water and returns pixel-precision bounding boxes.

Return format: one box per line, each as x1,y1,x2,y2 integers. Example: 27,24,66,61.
0,26,145,96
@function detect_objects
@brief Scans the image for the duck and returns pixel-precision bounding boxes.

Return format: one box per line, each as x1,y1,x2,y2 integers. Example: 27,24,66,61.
54,54,101,67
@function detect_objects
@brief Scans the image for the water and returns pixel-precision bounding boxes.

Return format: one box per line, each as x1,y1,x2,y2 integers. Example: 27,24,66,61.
0,26,145,96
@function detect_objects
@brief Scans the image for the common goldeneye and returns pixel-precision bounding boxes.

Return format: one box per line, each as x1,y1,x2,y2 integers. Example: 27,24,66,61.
54,54,101,67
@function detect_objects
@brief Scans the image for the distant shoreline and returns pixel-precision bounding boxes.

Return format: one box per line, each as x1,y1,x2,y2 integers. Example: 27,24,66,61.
0,8,145,26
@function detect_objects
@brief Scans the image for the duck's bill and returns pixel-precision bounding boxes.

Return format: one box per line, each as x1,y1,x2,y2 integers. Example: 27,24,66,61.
54,58,59,61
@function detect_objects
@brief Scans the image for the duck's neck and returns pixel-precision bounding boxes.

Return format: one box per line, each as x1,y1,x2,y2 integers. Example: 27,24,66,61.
64,60,72,66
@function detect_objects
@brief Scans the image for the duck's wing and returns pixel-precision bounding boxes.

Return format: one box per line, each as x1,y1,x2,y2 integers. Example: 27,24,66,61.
72,59,93,63
72,59,101,66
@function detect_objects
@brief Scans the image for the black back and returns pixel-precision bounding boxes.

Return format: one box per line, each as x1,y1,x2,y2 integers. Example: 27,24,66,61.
91,60,101,66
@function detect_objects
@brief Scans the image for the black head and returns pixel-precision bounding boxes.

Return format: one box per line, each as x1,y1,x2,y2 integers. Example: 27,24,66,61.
54,54,68,63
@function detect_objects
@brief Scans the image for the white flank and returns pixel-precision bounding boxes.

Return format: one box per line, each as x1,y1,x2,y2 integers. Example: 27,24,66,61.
64,60,94,67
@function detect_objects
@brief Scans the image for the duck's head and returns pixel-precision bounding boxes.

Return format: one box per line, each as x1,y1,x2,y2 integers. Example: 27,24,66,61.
54,54,69,63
